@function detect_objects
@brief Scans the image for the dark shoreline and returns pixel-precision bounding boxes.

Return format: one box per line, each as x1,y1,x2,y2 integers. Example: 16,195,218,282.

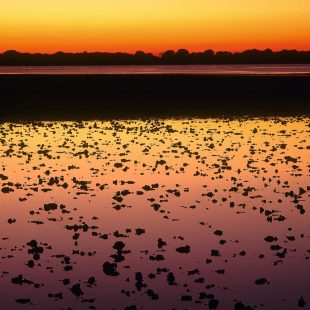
0,74,309,121
2,49,310,66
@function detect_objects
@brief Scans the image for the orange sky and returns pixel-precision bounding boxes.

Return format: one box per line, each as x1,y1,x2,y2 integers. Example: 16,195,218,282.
1,0,310,54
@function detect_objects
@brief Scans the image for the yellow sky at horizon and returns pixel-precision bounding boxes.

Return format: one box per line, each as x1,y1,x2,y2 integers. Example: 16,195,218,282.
1,0,310,53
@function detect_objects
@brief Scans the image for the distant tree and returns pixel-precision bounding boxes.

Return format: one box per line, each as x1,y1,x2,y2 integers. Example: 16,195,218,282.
175,49,190,57
174,49,190,64
3,50,19,55
135,51,145,57
203,49,215,57
161,50,176,63
215,51,233,64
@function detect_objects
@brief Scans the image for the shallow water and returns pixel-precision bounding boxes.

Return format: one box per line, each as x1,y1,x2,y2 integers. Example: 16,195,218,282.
1,64,310,75
0,118,309,309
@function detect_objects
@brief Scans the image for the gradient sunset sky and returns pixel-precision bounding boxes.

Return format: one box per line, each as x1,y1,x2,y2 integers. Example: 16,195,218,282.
1,0,310,53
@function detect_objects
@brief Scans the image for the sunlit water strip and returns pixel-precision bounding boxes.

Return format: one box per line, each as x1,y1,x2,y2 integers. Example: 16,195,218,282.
1,64,310,75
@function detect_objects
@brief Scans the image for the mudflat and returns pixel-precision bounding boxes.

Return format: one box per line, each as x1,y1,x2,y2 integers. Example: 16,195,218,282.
0,74,309,120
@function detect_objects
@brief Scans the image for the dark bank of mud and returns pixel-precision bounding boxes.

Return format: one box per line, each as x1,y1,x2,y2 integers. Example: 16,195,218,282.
0,74,309,121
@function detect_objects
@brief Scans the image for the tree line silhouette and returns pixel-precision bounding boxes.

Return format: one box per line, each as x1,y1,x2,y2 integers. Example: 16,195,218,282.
1,49,310,65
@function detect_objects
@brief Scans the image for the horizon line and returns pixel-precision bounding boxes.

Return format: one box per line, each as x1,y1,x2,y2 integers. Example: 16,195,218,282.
2,48,310,56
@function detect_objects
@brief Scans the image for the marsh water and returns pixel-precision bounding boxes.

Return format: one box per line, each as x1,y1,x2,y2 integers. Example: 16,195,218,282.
0,118,309,309
1,64,310,75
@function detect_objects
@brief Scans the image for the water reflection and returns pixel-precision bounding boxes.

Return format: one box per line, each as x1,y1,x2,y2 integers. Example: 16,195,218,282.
0,118,309,309
1,64,310,75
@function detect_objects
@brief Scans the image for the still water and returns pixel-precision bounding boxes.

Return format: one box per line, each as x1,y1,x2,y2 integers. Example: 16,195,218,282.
1,64,310,75
0,118,309,309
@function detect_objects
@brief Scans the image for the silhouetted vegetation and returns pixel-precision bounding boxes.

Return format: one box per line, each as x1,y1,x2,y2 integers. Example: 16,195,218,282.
1,49,310,65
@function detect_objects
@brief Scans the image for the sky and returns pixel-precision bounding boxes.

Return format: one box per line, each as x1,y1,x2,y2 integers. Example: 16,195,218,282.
1,0,310,54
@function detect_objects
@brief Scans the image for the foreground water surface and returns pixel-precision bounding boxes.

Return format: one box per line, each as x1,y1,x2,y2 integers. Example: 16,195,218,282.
0,118,309,309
